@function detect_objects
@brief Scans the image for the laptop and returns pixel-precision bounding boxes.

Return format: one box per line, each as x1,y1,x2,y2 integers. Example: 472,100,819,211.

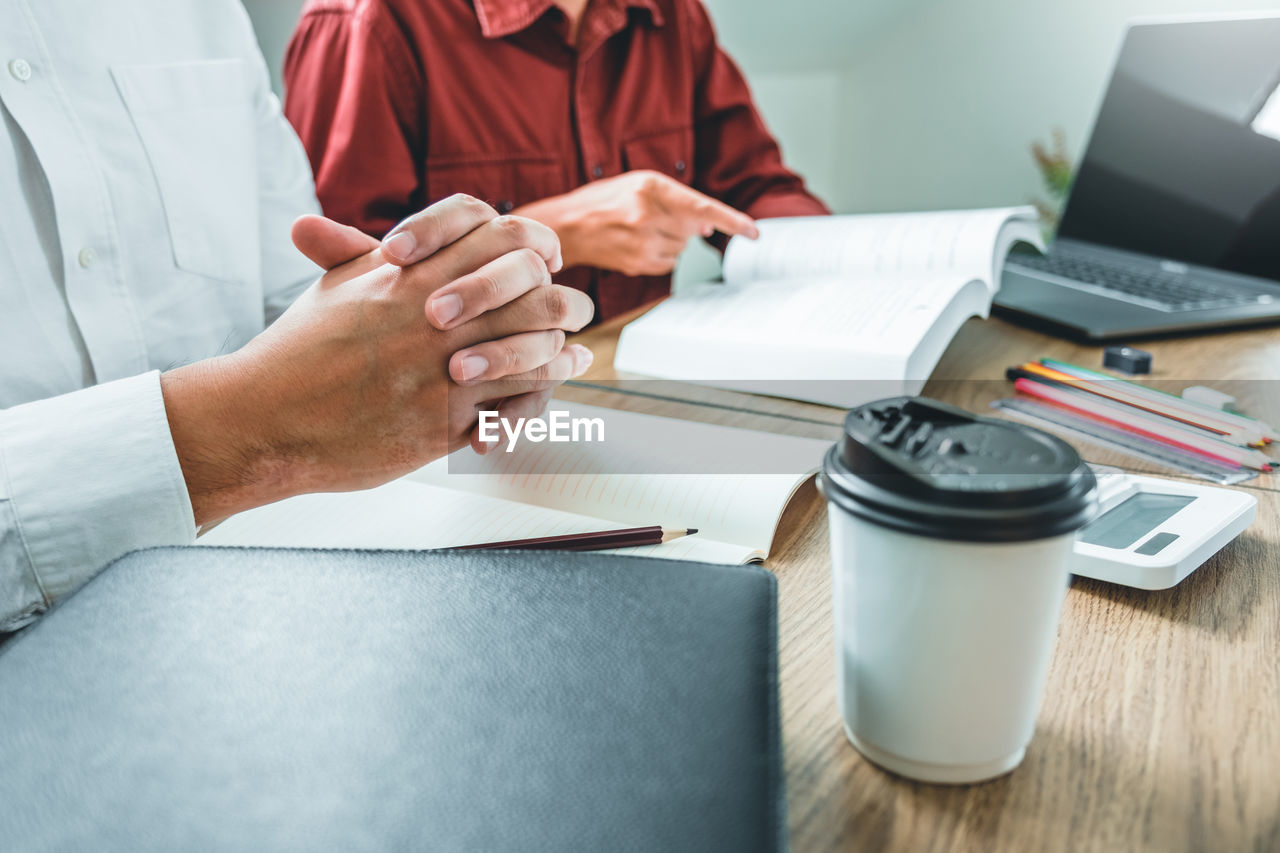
994,14,1280,341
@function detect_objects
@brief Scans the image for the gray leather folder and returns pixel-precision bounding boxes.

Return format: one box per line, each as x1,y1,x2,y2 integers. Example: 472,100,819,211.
0,547,783,852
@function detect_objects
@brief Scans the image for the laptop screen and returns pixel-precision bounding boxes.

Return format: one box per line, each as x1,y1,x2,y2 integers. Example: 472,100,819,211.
1057,16,1280,283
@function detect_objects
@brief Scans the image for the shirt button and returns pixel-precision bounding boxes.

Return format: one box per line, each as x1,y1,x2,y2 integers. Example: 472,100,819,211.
8,58,32,82
77,247,97,269
496,200,514,214
674,160,687,175
591,164,604,179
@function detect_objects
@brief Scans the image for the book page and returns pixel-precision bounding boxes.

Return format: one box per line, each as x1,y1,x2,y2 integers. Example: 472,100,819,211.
409,403,829,555
612,273,968,405
196,479,760,564
614,207,1042,407
722,206,1038,290
903,277,992,384
625,273,967,353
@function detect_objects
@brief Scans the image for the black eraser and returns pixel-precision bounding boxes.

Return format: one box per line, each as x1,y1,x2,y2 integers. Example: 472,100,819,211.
1103,345,1152,375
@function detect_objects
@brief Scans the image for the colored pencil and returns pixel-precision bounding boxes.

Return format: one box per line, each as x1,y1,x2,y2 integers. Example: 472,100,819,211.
455,526,698,552
1036,358,1269,443
994,396,1253,484
1012,378,1275,471
1013,377,1273,470
1015,362,1261,445
1040,358,1279,442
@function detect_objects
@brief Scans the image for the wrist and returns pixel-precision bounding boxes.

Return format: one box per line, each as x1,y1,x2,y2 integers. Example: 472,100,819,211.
160,354,298,527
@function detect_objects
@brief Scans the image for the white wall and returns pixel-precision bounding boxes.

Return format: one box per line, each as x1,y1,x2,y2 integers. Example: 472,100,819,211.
241,0,304,96
241,0,1280,253
701,0,1280,215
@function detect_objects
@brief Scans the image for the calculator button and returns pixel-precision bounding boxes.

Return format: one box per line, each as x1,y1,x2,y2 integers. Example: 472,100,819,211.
1135,532,1179,555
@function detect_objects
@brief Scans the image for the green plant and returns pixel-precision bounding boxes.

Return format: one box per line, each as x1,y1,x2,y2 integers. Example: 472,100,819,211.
1031,128,1074,239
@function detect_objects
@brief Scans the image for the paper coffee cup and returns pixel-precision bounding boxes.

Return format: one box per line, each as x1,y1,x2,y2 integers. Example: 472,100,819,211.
818,397,1097,784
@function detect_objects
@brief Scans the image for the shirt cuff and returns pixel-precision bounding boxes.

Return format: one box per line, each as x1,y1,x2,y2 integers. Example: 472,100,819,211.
0,371,197,627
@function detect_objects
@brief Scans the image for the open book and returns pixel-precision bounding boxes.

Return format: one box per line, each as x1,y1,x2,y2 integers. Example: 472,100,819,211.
615,206,1042,408
197,403,830,565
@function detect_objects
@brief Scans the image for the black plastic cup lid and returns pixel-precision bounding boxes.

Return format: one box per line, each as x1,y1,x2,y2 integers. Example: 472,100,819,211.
818,397,1098,543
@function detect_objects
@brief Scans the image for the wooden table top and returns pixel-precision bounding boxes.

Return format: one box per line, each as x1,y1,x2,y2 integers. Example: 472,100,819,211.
566,308,1280,853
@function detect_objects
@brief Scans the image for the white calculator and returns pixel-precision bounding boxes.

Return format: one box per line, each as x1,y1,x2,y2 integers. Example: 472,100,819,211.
1071,466,1258,590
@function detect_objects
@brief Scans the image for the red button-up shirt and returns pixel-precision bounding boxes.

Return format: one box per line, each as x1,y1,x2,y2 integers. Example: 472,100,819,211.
283,0,830,320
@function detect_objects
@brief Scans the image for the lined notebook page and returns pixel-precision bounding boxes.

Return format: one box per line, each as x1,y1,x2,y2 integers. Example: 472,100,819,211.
410,402,828,555
196,479,760,564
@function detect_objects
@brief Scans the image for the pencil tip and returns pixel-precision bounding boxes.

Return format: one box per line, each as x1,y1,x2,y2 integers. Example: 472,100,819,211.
687,528,699,535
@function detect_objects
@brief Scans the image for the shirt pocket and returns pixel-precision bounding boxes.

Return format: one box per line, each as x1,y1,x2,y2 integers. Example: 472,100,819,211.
111,60,257,284
424,153,564,213
621,126,694,185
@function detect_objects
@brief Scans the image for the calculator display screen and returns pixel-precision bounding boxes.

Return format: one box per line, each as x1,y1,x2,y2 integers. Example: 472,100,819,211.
1078,493,1195,549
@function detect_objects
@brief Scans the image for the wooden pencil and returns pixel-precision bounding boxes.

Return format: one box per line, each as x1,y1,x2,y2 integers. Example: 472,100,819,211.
454,526,698,552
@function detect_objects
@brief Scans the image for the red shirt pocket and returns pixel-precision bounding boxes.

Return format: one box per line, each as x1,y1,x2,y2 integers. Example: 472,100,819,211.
424,152,565,213
621,126,695,185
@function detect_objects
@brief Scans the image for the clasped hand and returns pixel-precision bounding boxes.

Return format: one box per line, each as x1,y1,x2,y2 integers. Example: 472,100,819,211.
163,195,594,526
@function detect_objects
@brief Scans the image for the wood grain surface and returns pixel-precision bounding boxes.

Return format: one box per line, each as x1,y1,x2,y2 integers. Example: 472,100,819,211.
569,309,1280,852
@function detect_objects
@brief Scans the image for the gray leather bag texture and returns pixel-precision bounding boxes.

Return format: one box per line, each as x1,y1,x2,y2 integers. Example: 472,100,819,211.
0,547,783,852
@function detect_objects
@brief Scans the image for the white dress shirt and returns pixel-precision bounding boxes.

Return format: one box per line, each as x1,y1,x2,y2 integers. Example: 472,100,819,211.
0,0,321,629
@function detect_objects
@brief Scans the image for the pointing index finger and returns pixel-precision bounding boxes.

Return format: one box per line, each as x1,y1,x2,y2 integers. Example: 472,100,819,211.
658,180,760,240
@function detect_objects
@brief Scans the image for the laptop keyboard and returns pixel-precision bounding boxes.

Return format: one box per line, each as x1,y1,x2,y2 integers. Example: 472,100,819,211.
1011,252,1278,311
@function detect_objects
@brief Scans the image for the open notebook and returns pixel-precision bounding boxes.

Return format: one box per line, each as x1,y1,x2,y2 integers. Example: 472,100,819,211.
198,403,831,564
614,206,1042,408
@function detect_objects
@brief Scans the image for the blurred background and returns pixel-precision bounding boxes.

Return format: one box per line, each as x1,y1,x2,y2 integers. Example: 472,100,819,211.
242,0,1280,282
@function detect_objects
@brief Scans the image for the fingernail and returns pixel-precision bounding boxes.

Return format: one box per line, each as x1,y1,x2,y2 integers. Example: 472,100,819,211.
382,231,416,263
430,293,462,325
570,345,594,376
458,354,488,382
747,224,761,239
